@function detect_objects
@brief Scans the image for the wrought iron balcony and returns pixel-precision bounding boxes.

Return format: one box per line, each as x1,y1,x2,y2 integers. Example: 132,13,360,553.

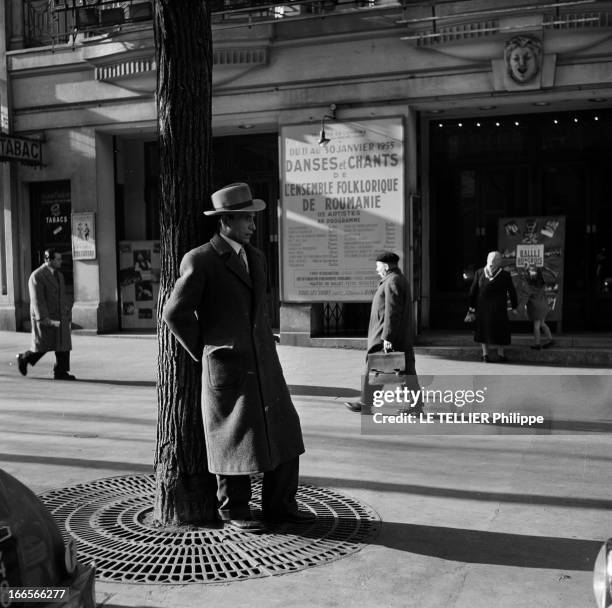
23,0,387,48
24,0,154,48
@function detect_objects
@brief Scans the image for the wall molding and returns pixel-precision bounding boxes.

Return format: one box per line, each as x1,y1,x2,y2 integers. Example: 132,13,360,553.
95,55,155,81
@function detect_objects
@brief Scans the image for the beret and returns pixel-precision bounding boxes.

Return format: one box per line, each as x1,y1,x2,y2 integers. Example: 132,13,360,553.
376,251,399,264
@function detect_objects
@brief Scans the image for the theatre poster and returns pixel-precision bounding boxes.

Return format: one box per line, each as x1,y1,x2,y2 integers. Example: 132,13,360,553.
498,216,565,322
280,117,405,302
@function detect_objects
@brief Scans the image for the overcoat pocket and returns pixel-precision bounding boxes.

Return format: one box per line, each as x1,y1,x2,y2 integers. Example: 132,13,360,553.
206,345,245,389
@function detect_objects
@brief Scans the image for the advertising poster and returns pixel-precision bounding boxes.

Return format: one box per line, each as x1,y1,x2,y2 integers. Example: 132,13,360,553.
71,211,96,260
280,117,404,302
498,216,565,322
118,240,160,329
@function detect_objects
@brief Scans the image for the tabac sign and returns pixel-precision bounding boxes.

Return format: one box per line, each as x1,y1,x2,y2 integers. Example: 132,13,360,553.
0,134,43,166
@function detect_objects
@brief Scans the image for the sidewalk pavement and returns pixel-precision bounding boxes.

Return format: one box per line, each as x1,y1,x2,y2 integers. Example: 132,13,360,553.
1,330,612,608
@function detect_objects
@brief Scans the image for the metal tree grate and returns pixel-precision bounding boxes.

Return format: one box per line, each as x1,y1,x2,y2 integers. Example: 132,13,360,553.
38,474,380,584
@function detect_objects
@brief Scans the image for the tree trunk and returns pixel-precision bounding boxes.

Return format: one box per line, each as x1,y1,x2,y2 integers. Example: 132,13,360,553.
153,0,217,526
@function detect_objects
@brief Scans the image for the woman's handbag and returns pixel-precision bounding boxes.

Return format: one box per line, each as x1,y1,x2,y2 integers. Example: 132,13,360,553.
464,310,476,323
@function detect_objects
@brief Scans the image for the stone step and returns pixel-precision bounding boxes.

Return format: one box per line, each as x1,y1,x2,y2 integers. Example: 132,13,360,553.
299,334,612,367
413,345,612,368
416,332,612,348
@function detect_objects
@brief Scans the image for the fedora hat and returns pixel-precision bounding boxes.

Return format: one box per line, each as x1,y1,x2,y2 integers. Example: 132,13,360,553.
204,182,266,216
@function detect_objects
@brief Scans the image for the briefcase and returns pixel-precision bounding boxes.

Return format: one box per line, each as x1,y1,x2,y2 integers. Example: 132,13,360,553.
367,352,407,386
364,351,422,415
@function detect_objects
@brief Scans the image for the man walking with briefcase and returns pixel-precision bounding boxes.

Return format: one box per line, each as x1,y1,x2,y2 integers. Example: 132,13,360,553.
16,248,75,380
345,251,419,414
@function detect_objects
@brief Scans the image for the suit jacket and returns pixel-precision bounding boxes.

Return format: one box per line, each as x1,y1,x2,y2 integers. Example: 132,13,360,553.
367,268,413,355
162,234,304,475
29,264,71,353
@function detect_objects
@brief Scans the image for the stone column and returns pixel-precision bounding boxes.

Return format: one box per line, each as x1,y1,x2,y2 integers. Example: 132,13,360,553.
0,0,19,330
71,131,119,332
95,132,119,331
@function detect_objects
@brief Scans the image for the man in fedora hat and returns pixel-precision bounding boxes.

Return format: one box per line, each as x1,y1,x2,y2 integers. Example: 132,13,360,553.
163,182,314,533
16,248,75,381
345,251,420,414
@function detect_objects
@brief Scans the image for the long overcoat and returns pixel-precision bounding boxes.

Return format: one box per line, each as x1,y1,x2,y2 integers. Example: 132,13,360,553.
162,234,305,475
29,264,72,353
469,267,518,345
367,268,415,371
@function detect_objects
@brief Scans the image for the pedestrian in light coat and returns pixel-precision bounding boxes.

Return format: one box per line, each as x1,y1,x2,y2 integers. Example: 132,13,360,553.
16,248,75,380
162,182,315,533
345,251,418,413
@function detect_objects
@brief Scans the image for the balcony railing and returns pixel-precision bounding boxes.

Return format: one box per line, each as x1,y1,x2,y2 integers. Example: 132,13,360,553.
23,0,388,48
24,0,154,48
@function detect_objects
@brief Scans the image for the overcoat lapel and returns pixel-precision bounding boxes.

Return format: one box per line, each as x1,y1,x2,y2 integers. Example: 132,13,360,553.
226,255,253,289
211,234,253,289
41,266,59,295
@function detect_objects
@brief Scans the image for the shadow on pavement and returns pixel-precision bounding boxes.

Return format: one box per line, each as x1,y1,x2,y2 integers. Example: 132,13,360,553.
537,418,612,433
264,517,600,571
423,350,612,370
0,409,155,426
288,384,360,398
8,376,156,387
0,452,152,473
24,378,358,394
378,521,601,571
301,476,612,510
0,455,608,512
56,378,156,387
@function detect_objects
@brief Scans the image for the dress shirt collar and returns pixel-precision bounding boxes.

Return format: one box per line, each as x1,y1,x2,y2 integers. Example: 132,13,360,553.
219,232,244,256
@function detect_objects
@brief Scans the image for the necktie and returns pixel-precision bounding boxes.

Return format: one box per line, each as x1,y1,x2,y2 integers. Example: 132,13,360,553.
239,248,249,274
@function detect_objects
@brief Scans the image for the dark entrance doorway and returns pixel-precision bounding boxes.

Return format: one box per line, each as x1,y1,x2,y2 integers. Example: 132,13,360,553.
29,180,73,295
141,133,281,328
212,133,280,328
429,109,612,331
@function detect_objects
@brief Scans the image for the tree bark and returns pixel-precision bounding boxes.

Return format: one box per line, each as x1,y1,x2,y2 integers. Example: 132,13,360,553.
153,0,217,526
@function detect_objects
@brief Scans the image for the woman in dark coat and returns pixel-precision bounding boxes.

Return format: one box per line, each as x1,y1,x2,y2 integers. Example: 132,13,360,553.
468,251,518,362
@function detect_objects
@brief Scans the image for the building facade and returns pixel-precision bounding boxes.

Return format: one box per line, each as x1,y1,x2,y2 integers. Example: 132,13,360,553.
1,0,611,340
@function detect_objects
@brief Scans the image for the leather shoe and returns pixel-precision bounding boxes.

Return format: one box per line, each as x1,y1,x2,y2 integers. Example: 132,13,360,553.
542,340,555,349
16,354,27,376
344,400,363,413
224,519,267,533
54,372,77,381
264,510,317,524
